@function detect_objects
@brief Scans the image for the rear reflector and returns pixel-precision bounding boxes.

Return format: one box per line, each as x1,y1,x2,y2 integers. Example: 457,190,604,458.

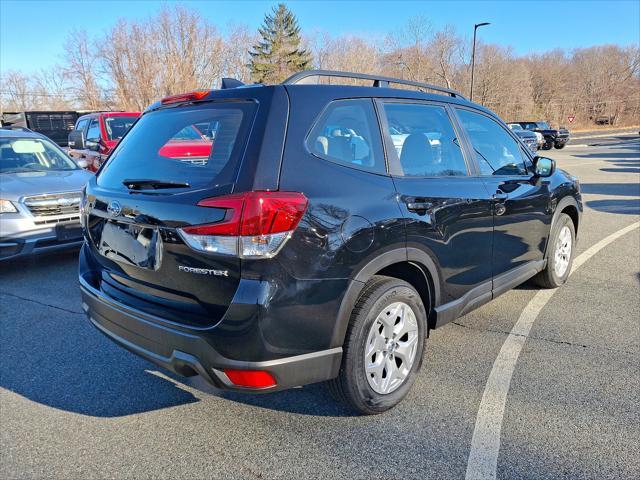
224,369,277,388
178,191,308,258
161,90,210,104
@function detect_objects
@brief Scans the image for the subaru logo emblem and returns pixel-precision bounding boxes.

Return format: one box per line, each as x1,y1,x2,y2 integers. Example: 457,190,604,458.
107,200,122,217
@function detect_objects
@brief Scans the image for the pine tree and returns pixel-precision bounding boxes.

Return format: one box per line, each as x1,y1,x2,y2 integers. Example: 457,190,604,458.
249,4,311,84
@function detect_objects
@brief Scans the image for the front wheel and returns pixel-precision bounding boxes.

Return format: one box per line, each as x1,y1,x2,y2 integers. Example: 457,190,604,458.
554,142,566,149
533,213,576,288
542,139,554,150
327,275,427,414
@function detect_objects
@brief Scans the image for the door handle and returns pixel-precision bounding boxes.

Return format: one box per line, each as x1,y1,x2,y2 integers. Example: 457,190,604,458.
406,201,433,212
492,192,508,201
491,192,508,216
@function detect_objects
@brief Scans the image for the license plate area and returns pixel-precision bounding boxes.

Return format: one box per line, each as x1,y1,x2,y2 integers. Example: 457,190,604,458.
56,222,82,241
96,220,162,270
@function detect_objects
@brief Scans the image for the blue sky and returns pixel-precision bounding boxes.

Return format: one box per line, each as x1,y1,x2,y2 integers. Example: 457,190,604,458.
1,0,639,73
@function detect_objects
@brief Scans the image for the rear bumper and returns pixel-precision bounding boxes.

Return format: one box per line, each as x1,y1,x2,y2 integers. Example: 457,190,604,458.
79,274,342,392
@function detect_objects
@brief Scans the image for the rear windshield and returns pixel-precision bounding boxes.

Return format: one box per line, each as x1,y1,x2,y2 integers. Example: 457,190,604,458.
104,116,138,141
97,101,256,191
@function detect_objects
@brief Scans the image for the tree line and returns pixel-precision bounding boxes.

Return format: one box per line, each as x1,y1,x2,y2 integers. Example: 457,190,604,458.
1,4,638,128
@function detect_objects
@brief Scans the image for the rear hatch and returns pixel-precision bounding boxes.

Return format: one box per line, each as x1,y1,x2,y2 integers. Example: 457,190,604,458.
83,98,259,328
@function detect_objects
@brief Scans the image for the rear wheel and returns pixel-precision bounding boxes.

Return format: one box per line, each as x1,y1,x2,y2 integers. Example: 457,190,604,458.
533,213,576,288
554,142,566,149
542,139,554,150
327,275,427,414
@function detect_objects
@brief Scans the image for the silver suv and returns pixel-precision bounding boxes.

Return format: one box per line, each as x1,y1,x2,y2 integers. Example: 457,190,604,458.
0,128,92,260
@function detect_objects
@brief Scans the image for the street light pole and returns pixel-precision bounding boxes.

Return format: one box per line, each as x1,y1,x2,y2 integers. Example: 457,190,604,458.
470,22,490,102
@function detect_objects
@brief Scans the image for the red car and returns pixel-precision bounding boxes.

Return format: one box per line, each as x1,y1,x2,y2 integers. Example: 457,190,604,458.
158,125,213,164
69,113,213,172
68,112,140,172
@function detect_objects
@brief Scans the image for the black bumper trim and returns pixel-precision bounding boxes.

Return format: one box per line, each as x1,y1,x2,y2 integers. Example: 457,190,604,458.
80,276,342,392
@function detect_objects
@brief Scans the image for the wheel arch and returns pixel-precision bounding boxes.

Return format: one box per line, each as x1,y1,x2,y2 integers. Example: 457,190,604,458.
546,195,580,261
330,248,442,347
553,195,580,235
560,202,580,236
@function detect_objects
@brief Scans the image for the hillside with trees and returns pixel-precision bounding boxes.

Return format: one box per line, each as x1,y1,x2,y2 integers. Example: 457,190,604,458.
1,4,638,127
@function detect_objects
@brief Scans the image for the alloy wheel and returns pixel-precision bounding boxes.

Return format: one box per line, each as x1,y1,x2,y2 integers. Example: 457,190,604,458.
364,301,419,394
554,225,572,277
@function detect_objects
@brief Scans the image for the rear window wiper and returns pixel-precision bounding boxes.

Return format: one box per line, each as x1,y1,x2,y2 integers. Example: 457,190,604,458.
123,179,190,190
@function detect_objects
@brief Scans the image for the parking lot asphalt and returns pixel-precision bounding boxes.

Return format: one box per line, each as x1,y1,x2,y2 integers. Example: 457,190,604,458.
1,135,638,480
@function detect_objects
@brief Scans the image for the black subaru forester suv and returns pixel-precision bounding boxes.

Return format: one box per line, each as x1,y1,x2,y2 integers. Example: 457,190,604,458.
79,71,582,414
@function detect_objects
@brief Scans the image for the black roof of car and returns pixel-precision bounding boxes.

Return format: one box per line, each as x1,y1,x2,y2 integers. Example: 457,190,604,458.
146,70,499,119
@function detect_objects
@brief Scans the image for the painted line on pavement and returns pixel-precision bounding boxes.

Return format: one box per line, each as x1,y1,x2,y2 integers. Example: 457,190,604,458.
465,221,640,480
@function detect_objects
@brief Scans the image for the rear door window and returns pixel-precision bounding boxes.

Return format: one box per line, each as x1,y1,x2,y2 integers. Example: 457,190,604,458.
307,99,385,174
97,102,257,191
381,102,468,177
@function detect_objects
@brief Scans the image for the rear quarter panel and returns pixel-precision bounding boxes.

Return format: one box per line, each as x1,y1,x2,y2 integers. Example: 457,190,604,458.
277,87,406,281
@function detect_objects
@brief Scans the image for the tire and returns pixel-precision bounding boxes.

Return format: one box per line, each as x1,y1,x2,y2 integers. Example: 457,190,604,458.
542,139,553,150
554,142,566,149
533,213,576,288
327,275,427,414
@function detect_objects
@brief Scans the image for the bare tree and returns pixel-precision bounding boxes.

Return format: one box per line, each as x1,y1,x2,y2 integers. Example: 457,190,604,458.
156,6,226,92
382,16,435,83
62,29,105,110
1,71,36,111
222,23,255,83
430,26,463,89
33,68,73,110
309,33,382,81
1,4,638,129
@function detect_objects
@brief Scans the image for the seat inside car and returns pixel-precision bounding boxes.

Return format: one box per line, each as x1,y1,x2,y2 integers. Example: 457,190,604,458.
400,133,434,176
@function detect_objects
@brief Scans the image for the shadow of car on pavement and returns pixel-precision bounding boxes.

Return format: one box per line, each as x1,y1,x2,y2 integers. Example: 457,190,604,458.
0,253,354,418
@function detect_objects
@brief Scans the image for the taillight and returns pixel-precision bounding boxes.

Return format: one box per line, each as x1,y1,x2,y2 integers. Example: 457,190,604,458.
178,191,308,258
161,91,210,104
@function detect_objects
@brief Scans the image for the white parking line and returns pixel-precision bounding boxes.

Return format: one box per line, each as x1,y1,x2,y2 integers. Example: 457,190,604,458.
465,221,640,480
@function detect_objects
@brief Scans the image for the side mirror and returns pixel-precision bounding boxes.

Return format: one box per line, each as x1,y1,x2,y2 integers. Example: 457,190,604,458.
76,158,89,169
86,140,100,152
68,130,85,150
533,156,555,177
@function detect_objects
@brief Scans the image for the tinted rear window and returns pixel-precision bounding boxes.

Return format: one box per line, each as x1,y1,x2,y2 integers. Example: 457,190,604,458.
104,116,138,141
97,102,256,191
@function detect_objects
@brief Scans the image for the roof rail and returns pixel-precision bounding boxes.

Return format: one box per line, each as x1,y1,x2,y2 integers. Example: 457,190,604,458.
282,70,466,99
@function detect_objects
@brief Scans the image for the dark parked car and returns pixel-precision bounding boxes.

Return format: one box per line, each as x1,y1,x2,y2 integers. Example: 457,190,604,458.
79,71,582,414
507,123,539,153
513,121,570,150
1,111,79,147
68,112,140,172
